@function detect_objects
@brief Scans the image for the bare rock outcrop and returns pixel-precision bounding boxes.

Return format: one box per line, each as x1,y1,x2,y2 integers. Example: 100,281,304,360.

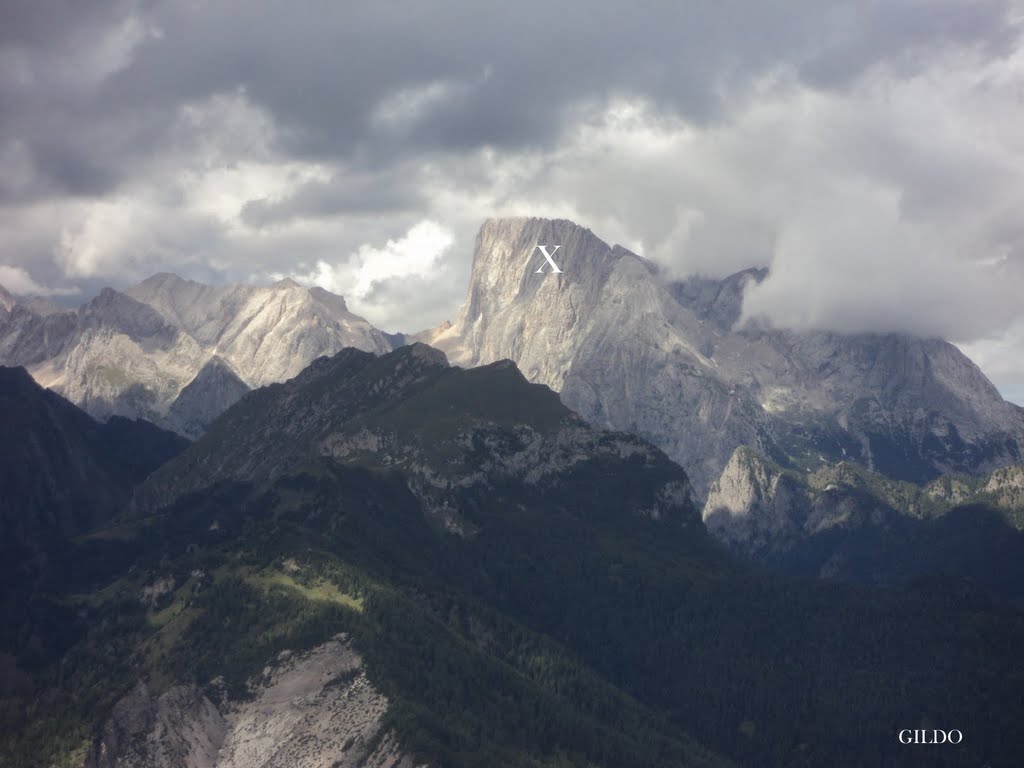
83,638,421,768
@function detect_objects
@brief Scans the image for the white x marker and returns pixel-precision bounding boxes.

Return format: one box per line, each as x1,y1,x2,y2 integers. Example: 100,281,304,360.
534,245,563,273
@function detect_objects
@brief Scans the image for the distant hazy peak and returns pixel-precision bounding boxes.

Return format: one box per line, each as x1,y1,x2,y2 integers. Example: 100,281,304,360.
135,271,196,289
165,355,250,439
80,286,178,339
671,267,769,331
127,272,358,321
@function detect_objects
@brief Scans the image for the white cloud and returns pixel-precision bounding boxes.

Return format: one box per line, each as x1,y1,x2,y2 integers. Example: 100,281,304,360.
279,220,455,329
55,196,162,278
0,264,78,296
349,220,454,296
182,159,330,229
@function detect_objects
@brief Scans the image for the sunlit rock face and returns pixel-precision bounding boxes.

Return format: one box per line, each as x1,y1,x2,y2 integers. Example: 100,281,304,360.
423,217,1024,496
0,275,393,436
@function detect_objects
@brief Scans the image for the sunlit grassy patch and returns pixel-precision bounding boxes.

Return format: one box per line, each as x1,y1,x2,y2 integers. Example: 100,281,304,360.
246,569,364,612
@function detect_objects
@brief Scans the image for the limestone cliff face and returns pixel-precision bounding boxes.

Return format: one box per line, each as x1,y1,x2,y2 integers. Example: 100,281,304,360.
0,275,391,436
983,465,1024,495
425,218,772,496
703,448,899,560
83,638,420,768
425,217,1024,496
702,447,808,556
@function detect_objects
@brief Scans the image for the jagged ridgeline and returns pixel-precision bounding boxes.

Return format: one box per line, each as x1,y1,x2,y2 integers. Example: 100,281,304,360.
3,346,1023,768
0,274,394,438
3,217,1021,500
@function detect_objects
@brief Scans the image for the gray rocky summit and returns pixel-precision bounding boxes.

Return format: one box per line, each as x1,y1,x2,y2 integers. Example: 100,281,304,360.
0,274,393,436
424,217,1024,496
124,273,391,389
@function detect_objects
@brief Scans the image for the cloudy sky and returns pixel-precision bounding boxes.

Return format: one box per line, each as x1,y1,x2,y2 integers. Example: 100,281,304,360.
3,0,1024,400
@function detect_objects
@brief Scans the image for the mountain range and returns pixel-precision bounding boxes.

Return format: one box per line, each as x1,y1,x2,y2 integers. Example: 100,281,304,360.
3,216,1024,596
5,344,1024,767
0,274,392,437
3,217,1020,498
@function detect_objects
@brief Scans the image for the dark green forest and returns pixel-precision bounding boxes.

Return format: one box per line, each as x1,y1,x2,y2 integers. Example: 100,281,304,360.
4,459,1022,767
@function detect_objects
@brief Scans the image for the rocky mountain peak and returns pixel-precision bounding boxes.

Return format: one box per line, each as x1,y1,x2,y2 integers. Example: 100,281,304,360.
423,217,773,495
427,217,664,391
461,217,649,337
0,273,398,437
702,447,805,556
125,272,392,389
80,287,178,343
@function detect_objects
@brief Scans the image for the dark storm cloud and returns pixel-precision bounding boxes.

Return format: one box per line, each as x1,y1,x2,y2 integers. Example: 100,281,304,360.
797,1,1019,87
28,138,120,198
2,0,1024,395
240,166,427,228
0,0,138,45
188,0,1014,155
10,0,1014,182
